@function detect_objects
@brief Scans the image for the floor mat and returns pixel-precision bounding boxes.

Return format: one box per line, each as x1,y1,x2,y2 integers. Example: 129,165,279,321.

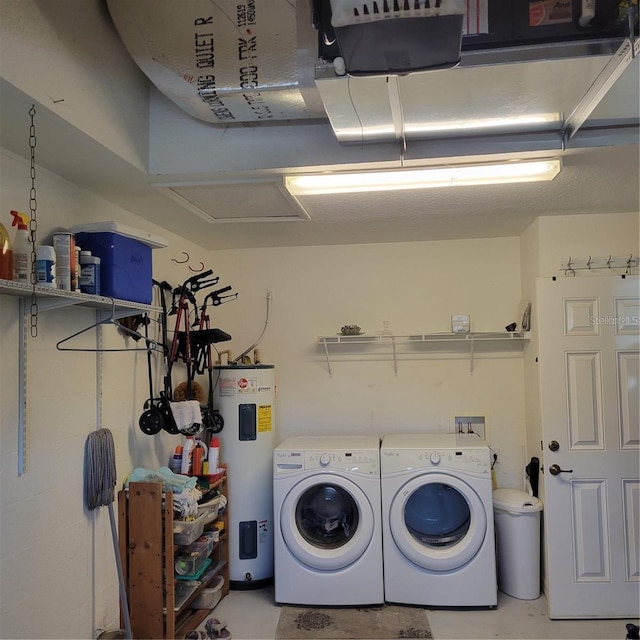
275,604,433,639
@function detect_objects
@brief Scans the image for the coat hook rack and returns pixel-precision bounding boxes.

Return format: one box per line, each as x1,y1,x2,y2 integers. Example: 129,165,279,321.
560,255,637,274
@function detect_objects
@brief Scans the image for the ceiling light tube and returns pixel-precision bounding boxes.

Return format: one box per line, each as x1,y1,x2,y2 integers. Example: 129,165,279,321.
285,159,561,196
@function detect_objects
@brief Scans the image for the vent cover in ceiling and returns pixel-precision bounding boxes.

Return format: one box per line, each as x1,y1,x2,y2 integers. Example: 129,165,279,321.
154,180,310,223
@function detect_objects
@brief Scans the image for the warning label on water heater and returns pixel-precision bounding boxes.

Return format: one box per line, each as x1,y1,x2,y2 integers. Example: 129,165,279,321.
220,376,260,395
258,519,268,544
258,404,272,432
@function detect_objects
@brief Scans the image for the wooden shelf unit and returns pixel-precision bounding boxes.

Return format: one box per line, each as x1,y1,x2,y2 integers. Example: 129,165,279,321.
118,469,229,639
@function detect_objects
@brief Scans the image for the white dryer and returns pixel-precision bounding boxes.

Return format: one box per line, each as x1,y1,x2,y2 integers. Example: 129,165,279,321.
273,435,384,605
381,434,497,607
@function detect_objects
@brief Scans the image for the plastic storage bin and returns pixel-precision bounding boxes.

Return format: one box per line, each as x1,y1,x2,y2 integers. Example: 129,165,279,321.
198,494,222,524
173,513,207,546
70,222,167,304
493,488,543,600
175,540,210,576
192,575,225,610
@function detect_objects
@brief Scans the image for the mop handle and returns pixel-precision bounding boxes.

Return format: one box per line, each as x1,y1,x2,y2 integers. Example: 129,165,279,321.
108,503,133,640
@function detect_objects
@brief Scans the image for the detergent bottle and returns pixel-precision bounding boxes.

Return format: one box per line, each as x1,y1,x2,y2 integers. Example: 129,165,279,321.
10,210,32,282
0,221,12,280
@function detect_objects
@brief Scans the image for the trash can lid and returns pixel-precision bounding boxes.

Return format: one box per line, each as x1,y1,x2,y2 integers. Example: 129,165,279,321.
493,488,543,512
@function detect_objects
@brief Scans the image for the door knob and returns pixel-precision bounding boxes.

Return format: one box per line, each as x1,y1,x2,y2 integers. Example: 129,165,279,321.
548,440,560,451
549,464,573,475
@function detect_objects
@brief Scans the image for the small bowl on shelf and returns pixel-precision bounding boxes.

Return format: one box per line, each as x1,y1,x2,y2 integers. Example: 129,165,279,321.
340,325,362,336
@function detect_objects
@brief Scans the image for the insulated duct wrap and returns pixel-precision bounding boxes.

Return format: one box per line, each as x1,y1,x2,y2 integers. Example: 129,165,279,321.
106,0,324,124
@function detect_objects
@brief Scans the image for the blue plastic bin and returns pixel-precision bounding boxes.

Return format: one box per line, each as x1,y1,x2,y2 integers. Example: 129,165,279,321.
71,223,167,304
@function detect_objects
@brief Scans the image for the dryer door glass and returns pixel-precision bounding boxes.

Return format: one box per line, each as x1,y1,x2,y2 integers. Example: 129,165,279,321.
295,484,360,549
404,482,470,547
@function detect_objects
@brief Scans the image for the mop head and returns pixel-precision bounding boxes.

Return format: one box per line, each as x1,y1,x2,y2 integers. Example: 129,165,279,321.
173,380,205,403
84,428,117,511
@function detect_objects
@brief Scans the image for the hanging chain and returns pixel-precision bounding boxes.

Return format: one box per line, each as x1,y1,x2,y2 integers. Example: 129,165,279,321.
28,105,38,338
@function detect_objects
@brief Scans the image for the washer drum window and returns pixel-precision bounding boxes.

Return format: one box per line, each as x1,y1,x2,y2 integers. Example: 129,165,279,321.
280,474,375,571
389,473,486,572
295,484,360,549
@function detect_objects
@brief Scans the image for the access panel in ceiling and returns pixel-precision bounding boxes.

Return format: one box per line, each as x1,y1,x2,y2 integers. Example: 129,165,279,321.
154,180,309,223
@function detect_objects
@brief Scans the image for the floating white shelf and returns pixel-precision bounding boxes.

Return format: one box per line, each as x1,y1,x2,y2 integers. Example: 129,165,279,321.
317,332,531,376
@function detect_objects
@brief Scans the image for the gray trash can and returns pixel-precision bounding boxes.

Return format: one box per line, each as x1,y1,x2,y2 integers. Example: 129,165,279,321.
493,488,543,600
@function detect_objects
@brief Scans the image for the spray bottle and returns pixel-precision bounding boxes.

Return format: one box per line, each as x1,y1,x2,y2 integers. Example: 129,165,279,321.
10,211,31,282
0,221,12,280
180,435,196,475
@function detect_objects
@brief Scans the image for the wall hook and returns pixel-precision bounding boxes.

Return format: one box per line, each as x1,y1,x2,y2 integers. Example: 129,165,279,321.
564,257,575,277
188,261,205,272
606,255,612,268
172,252,190,264
626,254,634,274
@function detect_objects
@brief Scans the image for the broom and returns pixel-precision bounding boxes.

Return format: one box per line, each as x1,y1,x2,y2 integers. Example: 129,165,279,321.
84,428,133,640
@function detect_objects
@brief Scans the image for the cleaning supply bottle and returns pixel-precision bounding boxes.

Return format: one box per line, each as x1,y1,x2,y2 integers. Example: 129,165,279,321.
36,245,56,287
181,435,195,475
208,436,220,474
0,222,12,280
195,435,210,475
171,445,183,474
79,250,101,295
10,211,31,282
192,439,204,476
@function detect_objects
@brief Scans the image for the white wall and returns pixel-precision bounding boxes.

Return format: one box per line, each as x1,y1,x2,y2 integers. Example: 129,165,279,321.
0,0,149,170
208,238,528,489
0,149,208,639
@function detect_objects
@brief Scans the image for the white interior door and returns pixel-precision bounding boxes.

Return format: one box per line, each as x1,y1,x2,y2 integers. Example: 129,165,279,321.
537,275,639,619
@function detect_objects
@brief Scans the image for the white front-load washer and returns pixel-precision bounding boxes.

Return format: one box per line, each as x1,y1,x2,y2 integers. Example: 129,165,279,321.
273,435,384,605
381,433,497,607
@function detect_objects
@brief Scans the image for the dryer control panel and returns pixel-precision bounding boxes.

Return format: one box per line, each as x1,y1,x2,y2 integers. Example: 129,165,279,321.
382,447,490,474
275,449,379,475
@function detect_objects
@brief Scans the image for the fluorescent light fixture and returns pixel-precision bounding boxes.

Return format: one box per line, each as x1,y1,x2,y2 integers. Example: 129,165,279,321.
285,159,561,196
404,113,560,135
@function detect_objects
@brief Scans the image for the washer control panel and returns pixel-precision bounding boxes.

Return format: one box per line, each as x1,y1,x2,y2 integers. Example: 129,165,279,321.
274,449,379,474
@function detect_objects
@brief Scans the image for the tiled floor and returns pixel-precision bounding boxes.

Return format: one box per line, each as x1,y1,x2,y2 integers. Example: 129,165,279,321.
198,586,637,640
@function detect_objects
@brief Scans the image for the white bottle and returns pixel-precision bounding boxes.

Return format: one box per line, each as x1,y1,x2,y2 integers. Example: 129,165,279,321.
180,435,195,475
36,245,56,287
208,436,220,474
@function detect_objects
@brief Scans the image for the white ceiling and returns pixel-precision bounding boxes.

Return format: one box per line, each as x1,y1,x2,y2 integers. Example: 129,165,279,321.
0,3,638,250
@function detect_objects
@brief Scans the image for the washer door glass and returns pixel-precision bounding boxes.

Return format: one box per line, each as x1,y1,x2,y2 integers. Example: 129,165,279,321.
389,473,487,572
404,482,470,547
295,484,359,549
280,474,375,571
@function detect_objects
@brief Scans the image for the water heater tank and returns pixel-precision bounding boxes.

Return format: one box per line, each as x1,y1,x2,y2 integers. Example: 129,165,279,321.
214,365,276,589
